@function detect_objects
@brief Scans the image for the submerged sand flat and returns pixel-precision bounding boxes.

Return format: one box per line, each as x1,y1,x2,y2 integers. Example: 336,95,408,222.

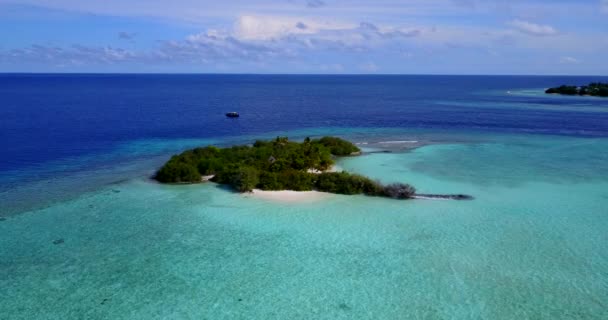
1,133,608,319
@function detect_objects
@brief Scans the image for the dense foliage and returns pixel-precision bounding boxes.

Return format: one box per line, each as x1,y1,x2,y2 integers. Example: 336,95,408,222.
155,136,417,199
315,172,381,195
545,83,608,97
314,136,361,156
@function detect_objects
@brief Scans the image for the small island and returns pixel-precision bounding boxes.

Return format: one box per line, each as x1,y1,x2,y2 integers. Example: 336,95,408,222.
155,136,418,200
545,82,608,97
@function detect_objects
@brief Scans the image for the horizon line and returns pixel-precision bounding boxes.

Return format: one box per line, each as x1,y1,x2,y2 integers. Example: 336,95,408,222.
1,72,607,77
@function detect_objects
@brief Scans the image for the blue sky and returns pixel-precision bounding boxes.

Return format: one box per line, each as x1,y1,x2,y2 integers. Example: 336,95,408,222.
0,0,607,74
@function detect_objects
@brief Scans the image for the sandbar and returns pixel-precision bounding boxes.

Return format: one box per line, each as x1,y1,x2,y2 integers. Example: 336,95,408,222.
246,189,332,203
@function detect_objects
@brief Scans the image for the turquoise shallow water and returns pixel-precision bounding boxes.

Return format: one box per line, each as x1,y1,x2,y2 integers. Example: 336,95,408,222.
1,131,607,319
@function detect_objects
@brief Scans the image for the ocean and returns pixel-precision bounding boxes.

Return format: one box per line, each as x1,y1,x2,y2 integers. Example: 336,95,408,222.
1,74,607,319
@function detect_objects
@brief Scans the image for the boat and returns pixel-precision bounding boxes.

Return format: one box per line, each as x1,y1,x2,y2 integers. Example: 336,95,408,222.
225,112,239,118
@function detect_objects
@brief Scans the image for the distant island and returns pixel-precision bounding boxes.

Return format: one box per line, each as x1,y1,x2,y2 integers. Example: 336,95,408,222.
155,136,419,200
545,82,608,97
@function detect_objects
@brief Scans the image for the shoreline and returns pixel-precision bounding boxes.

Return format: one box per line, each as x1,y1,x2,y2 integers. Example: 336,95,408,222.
245,188,474,203
245,189,332,203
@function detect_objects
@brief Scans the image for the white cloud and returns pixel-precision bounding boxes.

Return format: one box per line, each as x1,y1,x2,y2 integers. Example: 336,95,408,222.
166,15,422,63
230,15,421,51
508,19,557,36
0,12,426,69
234,15,351,41
176,30,291,62
560,56,580,64
0,44,138,66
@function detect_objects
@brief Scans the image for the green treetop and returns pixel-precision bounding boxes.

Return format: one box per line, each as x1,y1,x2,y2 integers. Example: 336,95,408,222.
546,82,608,97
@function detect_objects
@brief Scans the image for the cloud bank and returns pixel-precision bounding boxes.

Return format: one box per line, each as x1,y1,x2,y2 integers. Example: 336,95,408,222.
0,1,606,74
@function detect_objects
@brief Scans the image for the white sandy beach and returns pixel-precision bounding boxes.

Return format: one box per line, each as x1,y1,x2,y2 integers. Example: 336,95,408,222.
246,189,332,203
245,165,344,202
307,165,343,174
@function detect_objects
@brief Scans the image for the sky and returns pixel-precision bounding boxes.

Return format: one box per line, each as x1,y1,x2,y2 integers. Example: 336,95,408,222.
0,0,607,74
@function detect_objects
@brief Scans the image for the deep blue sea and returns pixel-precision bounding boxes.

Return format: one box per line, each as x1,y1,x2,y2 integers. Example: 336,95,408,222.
2,74,608,173
1,75,608,319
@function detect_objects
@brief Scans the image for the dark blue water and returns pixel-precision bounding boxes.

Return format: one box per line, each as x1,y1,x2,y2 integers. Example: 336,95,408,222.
2,74,608,173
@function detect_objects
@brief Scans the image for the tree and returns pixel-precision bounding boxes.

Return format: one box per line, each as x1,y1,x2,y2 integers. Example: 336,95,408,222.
154,160,200,183
313,136,360,156
546,82,608,97
230,167,259,192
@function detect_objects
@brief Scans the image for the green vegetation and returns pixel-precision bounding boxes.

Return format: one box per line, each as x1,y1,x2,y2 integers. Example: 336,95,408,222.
155,136,417,199
314,136,361,156
545,82,608,97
